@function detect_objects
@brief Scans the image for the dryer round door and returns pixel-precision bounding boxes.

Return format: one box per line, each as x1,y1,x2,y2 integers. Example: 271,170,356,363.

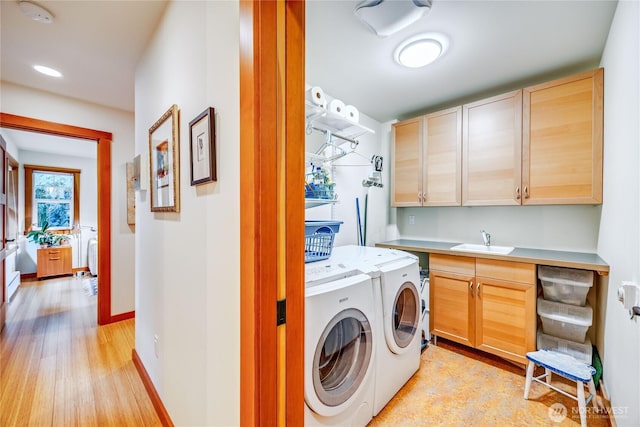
385,281,420,354
308,307,373,416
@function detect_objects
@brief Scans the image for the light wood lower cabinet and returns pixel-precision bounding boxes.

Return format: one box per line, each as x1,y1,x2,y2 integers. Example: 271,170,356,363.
430,254,475,346
37,246,73,279
430,254,537,364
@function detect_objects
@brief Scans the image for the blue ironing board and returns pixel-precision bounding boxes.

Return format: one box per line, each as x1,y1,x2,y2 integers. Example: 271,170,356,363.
526,349,595,383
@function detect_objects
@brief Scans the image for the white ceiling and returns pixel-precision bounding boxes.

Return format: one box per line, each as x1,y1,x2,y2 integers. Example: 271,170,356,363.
0,0,618,130
0,0,167,156
0,128,96,159
0,0,168,113
307,0,618,122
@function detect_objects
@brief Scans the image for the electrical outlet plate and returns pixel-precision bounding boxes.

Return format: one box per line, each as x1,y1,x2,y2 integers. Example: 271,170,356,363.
154,334,159,358
408,215,415,225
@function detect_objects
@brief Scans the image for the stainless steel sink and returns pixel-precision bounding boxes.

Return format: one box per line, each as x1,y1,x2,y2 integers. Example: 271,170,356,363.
450,243,515,255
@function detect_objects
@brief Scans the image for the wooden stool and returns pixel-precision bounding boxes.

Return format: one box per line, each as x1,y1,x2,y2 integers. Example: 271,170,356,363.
524,350,598,427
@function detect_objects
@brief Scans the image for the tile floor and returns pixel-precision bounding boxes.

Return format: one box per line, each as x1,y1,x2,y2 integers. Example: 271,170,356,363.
369,339,611,427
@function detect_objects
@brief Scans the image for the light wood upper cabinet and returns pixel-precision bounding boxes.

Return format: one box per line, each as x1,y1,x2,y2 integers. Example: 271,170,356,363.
523,68,604,204
463,90,523,206
390,68,604,207
391,108,462,207
391,117,422,207
423,107,462,206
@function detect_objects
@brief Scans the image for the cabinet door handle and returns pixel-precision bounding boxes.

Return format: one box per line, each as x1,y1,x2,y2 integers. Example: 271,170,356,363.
49,257,61,261
524,186,529,199
469,281,473,293
477,282,481,297
418,192,423,203
515,186,521,200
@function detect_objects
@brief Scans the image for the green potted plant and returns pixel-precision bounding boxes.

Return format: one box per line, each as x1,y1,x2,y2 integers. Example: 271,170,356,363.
26,221,69,247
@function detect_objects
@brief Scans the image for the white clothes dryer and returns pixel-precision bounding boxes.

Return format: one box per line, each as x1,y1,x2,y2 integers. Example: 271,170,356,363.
304,261,376,427
330,246,422,416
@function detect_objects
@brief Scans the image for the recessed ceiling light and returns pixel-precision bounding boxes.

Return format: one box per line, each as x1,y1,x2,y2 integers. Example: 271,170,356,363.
34,65,62,78
19,1,54,24
394,33,449,68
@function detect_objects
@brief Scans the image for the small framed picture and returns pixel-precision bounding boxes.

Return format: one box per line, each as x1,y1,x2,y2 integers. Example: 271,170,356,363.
189,107,216,186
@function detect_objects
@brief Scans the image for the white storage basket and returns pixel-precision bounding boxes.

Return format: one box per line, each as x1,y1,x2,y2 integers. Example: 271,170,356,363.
537,297,592,342
538,265,593,306
537,330,592,365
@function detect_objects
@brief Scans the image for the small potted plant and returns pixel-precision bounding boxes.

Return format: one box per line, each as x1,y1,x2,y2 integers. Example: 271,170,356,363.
52,233,71,246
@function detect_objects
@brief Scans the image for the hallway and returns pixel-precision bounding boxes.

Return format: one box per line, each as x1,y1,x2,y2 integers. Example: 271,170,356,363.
0,276,160,426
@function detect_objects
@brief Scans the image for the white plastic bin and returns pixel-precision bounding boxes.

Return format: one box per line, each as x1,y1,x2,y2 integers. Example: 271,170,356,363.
537,297,592,342
538,265,594,306
537,330,592,364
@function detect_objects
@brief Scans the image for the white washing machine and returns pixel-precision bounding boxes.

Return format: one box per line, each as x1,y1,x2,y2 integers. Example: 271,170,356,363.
330,246,422,416
305,261,376,427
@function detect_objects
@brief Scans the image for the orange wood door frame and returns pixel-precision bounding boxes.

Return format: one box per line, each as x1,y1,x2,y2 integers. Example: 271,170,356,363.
0,135,6,333
284,1,305,426
0,112,114,325
240,0,305,425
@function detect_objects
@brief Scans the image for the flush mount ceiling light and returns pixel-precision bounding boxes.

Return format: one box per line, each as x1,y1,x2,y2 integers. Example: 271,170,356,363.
354,0,433,37
19,1,54,23
34,65,62,78
394,33,448,68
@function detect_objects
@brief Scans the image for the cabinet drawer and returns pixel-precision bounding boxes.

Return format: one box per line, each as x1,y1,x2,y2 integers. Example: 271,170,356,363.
37,246,72,278
475,258,536,284
430,253,475,275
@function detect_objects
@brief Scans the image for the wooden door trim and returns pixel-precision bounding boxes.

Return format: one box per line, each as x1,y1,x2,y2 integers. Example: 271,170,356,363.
239,0,305,425
284,1,305,425
0,135,6,332
0,112,114,325
240,1,278,425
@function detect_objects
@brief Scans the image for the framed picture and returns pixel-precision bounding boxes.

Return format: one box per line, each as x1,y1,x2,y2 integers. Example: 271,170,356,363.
149,104,180,212
189,107,217,185
126,162,135,225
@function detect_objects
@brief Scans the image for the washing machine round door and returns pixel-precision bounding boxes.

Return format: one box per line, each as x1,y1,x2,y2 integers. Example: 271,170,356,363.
311,308,373,414
390,281,420,352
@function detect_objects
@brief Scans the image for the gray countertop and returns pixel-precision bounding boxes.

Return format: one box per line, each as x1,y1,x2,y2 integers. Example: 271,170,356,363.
375,239,610,275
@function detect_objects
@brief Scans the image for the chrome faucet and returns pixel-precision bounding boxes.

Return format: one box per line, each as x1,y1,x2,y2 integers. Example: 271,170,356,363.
481,230,491,247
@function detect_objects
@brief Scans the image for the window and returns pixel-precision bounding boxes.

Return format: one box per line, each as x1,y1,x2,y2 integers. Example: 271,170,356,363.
33,171,74,228
24,165,81,232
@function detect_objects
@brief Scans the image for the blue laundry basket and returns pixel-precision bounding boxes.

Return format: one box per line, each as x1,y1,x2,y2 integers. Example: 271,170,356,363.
304,220,342,263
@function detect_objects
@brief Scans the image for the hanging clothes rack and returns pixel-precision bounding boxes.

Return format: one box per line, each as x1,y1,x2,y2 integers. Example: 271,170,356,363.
308,129,352,163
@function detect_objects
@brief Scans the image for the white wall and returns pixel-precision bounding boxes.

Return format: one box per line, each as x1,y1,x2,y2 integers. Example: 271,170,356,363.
134,1,239,425
305,92,388,247
597,1,640,425
0,81,135,316
16,150,98,273
395,205,602,252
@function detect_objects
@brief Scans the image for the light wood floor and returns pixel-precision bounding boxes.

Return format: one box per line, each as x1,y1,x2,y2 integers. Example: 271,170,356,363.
0,276,161,427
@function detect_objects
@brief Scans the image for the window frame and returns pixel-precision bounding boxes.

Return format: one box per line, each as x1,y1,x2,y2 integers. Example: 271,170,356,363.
24,165,81,232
